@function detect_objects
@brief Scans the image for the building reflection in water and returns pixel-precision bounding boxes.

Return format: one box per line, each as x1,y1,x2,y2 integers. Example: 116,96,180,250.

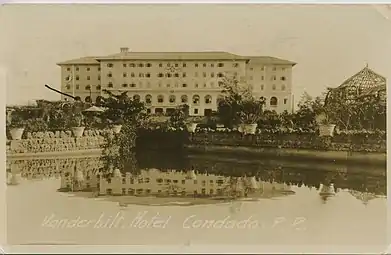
6,149,386,205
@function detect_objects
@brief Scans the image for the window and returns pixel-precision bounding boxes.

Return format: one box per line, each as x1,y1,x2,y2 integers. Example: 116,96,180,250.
282,68,286,71
281,76,286,81
284,98,288,104
138,63,144,67
183,63,186,67
130,63,135,67
76,67,79,71
139,73,144,78
203,63,207,67
167,84,171,88
195,72,198,77
75,75,80,80
167,63,171,67
130,83,136,87
233,63,239,67
85,85,91,90
98,75,101,80
272,75,276,81
107,73,112,78
133,94,140,101
145,94,152,104
195,63,199,67
108,82,113,88
107,63,113,68
182,83,187,88
131,72,135,77
273,67,276,71
157,95,164,103
261,66,265,71
272,84,276,90
261,84,264,90
261,76,264,80
217,73,224,77
203,83,207,88
270,97,278,106
66,85,71,90
123,73,127,77
87,67,90,71
218,63,224,67
97,85,101,90
158,73,163,77
98,67,101,71
123,64,126,68
166,73,171,78
211,73,215,78
195,83,199,88
183,72,187,77
181,95,188,103
175,63,179,67
146,73,150,78
76,84,80,89
146,63,152,67
192,95,200,105
194,108,199,114
282,85,286,91
205,95,212,104
122,83,128,88
159,63,163,67
211,63,214,67
174,73,179,77
250,67,253,71
65,76,70,81
203,72,207,78
67,67,70,71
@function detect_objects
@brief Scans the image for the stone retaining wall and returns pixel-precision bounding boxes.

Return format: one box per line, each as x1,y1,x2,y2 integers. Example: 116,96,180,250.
7,130,107,154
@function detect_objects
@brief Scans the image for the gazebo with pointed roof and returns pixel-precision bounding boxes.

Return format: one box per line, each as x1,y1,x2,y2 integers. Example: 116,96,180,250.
325,65,387,104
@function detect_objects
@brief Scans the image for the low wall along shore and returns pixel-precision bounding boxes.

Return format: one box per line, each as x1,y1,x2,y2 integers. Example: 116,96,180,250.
6,129,387,164
7,130,106,156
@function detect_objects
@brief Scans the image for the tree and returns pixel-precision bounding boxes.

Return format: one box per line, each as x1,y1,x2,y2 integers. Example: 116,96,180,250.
217,75,264,127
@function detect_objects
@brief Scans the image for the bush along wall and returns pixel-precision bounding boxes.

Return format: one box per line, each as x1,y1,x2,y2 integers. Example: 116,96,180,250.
136,128,386,153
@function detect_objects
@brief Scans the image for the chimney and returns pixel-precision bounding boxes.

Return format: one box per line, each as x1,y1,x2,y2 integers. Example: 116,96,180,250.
120,47,129,53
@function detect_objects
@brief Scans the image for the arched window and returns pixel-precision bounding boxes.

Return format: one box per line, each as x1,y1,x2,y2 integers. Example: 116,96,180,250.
133,94,140,101
181,95,188,103
192,95,200,105
157,95,164,103
216,95,224,104
270,97,278,106
96,96,104,105
85,96,92,103
145,94,152,104
205,95,212,104
169,95,176,103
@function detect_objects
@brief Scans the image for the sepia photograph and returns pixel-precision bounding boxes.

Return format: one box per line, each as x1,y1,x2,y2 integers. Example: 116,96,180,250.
2,3,389,253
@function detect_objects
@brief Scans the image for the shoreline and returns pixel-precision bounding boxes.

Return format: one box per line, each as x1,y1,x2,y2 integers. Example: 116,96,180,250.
184,144,386,166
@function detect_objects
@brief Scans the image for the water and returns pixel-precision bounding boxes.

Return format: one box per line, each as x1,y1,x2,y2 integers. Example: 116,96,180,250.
6,150,387,247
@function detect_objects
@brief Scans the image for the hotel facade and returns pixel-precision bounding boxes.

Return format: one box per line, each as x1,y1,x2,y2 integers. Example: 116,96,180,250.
57,48,296,115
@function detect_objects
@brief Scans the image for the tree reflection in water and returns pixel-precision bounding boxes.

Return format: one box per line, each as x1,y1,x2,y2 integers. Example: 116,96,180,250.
7,149,386,197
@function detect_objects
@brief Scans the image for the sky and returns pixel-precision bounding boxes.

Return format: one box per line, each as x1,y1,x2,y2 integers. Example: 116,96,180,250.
1,4,390,106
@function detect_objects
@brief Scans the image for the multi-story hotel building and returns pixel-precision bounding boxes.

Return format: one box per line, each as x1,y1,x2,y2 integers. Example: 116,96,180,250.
57,48,296,115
